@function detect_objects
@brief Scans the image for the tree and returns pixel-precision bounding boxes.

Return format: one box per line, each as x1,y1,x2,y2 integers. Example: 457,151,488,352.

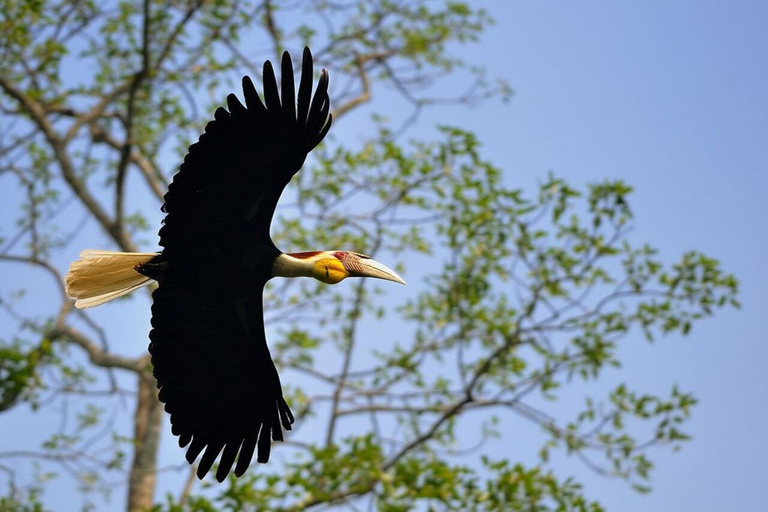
0,1,737,510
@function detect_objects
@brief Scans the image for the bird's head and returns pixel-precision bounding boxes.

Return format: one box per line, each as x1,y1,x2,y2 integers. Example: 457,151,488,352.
273,251,405,285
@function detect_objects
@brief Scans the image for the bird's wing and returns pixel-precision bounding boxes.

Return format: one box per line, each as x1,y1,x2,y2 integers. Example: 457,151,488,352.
148,48,331,482
158,47,332,260
150,288,294,481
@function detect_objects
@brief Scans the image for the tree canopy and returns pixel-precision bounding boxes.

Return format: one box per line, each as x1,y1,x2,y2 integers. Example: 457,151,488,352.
0,1,738,510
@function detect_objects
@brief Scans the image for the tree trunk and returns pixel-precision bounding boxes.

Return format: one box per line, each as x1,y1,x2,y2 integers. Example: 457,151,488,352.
126,364,163,511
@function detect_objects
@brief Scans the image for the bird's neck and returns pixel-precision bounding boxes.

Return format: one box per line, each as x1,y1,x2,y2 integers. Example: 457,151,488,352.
271,252,322,278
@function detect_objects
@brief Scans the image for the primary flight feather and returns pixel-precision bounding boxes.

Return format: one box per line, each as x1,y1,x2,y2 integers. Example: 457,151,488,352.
64,48,404,482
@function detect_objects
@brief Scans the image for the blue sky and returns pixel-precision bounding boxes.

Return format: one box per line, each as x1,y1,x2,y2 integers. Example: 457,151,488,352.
1,1,766,510
458,2,767,510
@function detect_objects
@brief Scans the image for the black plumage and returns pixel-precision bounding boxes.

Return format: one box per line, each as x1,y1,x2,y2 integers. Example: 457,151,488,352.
148,48,332,482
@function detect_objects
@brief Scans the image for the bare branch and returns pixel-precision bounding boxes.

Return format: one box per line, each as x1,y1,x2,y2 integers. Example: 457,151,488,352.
0,253,67,304
177,464,198,508
332,54,372,119
48,324,142,373
262,0,282,60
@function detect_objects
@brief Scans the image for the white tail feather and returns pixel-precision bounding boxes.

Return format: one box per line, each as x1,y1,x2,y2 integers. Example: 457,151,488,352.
65,250,158,309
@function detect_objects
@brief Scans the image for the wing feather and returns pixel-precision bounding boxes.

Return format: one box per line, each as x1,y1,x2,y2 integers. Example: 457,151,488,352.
262,60,281,113
297,47,313,129
280,51,296,128
241,75,266,114
149,48,330,481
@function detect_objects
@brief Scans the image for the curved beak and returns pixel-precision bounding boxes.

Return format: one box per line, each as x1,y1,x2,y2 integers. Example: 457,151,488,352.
342,253,406,285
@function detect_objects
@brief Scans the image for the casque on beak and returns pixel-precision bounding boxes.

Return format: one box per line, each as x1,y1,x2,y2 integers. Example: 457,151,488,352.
338,252,406,285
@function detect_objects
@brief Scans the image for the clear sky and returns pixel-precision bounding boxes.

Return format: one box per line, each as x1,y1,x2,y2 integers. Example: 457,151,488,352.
1,1,766,510
457,2,767,510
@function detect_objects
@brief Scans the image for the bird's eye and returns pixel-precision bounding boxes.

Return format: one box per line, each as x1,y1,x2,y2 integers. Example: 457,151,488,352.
333,251,345,260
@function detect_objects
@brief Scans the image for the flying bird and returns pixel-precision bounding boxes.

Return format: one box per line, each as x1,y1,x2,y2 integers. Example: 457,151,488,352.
64,48,405,482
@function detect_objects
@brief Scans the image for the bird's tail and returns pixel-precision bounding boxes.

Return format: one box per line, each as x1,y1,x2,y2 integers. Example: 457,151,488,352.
65,250,158,309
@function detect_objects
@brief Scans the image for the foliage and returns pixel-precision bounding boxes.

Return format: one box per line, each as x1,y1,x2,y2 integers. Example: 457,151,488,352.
0,0,737,511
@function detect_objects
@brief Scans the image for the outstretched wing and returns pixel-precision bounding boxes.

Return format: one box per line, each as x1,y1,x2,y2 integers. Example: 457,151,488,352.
150,288,294,481
148,48,332,482
158,47,331,259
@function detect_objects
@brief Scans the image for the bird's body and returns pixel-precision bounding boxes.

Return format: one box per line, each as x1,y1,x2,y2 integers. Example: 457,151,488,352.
64,48,404,482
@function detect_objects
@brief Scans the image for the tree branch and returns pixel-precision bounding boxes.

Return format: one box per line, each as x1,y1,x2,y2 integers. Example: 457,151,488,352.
332,54,372,119
48,324,143,373
262,0,282,60
0,74,138,251
325,277,368,446
90,123,166,202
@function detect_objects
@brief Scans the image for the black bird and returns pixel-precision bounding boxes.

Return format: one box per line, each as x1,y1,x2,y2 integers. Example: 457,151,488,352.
64,48,405,482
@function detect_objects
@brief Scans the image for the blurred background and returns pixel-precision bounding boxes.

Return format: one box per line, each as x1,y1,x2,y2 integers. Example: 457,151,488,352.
0,1,765,510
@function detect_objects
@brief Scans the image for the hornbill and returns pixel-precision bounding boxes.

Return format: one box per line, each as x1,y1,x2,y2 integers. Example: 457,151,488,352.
64,48,405,482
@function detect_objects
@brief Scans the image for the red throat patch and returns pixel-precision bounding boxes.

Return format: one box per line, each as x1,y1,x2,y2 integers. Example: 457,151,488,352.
287,251,323,259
